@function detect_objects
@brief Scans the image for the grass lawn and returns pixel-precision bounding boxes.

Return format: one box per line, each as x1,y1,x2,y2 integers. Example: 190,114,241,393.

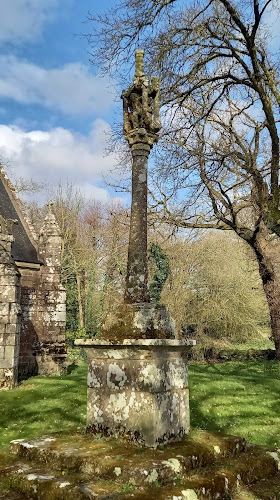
189,361,280,447
0,361,280,450
0,364,87,450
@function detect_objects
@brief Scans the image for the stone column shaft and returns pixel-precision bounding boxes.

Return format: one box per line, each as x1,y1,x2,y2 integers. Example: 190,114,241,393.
125,143,150,303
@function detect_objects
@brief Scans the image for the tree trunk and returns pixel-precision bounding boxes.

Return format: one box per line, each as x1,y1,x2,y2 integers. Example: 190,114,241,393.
262,278,280,358
252,228,280,360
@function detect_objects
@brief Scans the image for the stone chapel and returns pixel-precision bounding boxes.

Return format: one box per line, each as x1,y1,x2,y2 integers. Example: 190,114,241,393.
0,165,67,389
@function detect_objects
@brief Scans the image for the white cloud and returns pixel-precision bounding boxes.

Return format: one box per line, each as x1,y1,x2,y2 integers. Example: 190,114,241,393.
0,55,116,115
0,0,62,45
261,1,280,47
0,120,118,202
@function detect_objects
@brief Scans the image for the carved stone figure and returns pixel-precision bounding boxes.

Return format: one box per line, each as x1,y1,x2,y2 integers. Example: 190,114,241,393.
121,49,161,148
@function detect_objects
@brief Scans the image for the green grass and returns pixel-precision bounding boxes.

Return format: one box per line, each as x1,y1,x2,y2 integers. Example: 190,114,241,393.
224,337,275,351
189,361,280,447
0,361,280,450
0,364,87,449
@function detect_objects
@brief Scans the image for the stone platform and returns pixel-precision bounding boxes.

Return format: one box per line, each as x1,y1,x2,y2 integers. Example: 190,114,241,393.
75,339,196,447
1,429,280,499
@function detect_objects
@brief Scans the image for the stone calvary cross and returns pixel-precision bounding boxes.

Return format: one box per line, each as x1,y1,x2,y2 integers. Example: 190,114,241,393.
122,49,161,304
75,51,195,447
98,49,175,341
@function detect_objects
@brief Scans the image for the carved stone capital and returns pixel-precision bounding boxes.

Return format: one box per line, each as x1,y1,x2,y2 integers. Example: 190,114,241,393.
124,128,159,149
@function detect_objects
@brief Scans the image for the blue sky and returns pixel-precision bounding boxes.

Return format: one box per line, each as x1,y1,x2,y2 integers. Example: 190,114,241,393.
0,0,122,203
0,0,279,206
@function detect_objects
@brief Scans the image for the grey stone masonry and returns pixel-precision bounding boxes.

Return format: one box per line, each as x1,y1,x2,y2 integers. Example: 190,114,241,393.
35,202,67,376
75,339,196,447
0,232,21,389
101,303,175,341
0,164,67,387
18,202,67,381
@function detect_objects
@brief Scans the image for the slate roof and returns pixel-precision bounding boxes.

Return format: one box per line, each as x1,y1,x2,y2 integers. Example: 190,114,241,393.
0,170,40,264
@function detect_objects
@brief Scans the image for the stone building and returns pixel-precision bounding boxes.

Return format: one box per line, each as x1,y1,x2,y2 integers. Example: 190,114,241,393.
0,165,67,389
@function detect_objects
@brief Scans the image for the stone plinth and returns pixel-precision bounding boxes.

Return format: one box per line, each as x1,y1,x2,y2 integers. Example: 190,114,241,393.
100,302,175,341
75,338,196,447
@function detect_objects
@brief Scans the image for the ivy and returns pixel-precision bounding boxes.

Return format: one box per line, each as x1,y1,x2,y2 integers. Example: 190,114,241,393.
149,243,169,303
64,275,79,333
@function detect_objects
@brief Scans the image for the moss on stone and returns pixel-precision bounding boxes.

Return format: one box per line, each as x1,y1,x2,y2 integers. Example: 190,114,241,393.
1,428,280,499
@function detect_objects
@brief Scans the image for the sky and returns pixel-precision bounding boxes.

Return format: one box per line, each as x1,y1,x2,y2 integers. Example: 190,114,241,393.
0,0,279,207
0,0,122,204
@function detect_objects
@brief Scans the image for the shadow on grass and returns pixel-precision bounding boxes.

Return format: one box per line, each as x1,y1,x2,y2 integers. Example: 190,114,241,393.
0,363,88,449
67,363,81,375
188,361,280,447
1,360,280,451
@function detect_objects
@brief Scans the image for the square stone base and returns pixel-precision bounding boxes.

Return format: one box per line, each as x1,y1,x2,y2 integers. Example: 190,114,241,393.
75,339,195,447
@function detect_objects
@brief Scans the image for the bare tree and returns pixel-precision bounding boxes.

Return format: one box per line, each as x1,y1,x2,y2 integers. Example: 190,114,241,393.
86,0,280,358
161,232,270,341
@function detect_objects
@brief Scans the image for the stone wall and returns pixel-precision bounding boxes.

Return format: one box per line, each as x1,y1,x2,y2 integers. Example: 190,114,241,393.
18,207,67,381
0,165,67,388
18,265,40,380
0,233,21,389
18,266,66,380
0,209,67,387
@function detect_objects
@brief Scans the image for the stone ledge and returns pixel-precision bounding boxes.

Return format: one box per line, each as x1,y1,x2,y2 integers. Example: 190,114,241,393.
75,339,196,348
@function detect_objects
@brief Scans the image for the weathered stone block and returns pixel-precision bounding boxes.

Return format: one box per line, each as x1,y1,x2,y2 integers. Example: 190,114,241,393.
0,303,10,316
100,303,175,341
48,310,66,322
5,323,20,335
0,285,17,302
75,338,195,447
0,331,20,346
0,356,18,369
1,343,19,360
0,365,18,389
0,303,21,323
55,303,66,312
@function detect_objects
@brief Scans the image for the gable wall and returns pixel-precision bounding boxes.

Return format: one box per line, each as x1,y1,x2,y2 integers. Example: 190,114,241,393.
0,167,67,388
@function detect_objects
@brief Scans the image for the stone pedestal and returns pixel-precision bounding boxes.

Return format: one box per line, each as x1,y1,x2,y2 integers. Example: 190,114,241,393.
75,339,196,447
100,303,175,341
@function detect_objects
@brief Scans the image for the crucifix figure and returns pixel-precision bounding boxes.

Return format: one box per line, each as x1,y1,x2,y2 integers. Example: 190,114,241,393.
122,49,161,304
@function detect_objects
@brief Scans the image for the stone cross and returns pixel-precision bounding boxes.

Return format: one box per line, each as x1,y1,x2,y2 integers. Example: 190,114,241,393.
122,49,161,303
76,54,194,446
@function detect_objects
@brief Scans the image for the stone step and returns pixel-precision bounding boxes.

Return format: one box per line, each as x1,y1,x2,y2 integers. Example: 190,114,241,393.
1,429,280,500
232,475,280,499
1,457,279,500
246,475,280,499
0,459,203,500
9,429,247,475
0,460,124,500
